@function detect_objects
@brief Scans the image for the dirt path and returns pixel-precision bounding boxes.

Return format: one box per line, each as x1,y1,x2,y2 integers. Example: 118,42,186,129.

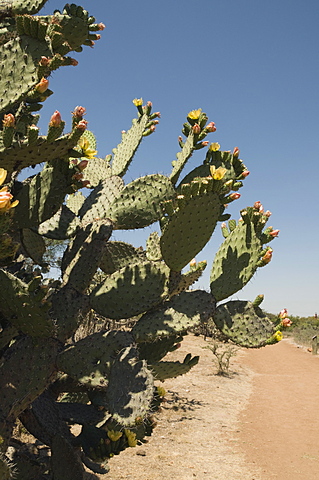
101,334,260,480
237,338,319,479
89,335,319,480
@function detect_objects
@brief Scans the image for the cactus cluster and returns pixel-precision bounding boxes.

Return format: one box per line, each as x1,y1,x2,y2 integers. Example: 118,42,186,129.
0,2,281,479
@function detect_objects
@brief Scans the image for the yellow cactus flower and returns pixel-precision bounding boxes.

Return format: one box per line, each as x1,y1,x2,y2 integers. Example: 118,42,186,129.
78,137,97,159
209,142,220,152
210,165,227,180
124,429,137,447
274,331,283,342
133,98,143,106
107,430,123,442
157,386,166,397
187,108,202,120
0,168,7,185
0,169,18,212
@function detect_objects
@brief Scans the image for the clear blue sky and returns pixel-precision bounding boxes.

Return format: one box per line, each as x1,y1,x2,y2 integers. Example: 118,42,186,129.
38,0,318,317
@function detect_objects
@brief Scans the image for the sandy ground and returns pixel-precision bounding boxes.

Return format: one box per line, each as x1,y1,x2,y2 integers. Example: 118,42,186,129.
96,334,262,480
237,338,319,480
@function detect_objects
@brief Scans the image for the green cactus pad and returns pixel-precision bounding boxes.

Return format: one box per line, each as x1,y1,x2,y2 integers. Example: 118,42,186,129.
0,325,18,351
212,300,276,348
14,162,73,229
82,156,112,187
168,261,207,297
21,227,47,265
146,231,162,261
0,269,54,337
99,241,146,275
90,260,169,320
50,285,90,342
79,175,124,223
0,336,58,420
138,335,184,364
0,131,86,175
170,132,195,185
106,174,175,230
132,290,215,341
37,204,80,239
210,218,269,302
107,346,154,426
151,353,199,381
66,191,85,215
111,113,150,177
51,434,85,480
12,0,48,15
57,330,133,388
62,219,113,293
160,191,221,271
0,35,51,115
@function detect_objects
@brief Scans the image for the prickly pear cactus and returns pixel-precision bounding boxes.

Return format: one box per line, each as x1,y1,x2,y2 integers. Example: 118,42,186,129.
0,3,282,479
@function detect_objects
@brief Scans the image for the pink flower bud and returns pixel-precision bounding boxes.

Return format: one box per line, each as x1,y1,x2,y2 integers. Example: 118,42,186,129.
279,308,288,319
98,23,106,30
70,58,78,66
192,123,201,134
150,125,156,132
241,170,250,178
49,110,62,127
192,123,200,135
265,210,272,217
147,101,152,108
233,147,240,157
269,229,280,237
3,114,15,127
72,106,86,118
282,318,292,327
72,172,83,181
201,141,209,147
205,122,216,132
76,120,88,131
154,112,161,118
77,160,88,171
229,192,241,200
35,77,49,93
190,258,196,267
39,56,50,66
262,248,273,264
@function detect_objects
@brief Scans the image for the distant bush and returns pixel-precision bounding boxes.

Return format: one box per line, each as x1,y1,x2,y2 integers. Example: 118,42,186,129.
285,315,319,347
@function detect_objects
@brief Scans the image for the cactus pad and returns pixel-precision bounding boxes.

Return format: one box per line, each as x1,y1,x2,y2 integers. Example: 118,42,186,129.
160,190,221,271
132,290,215,341
90,260,169,320
213,300,276,347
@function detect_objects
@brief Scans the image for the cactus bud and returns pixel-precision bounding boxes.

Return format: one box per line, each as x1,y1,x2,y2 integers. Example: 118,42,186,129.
269,229,280,238
72,106,86,118
189,258,196,268
3,114,15,127
205,122,216,132
261,247,273,264
233,147,240,157
77,160,88,171
279,308,288,319
49,110,62,127
39,56,50,66
98,22,106,30
229,192,241,200
253,201,263,211
35,77,49,93
76,120,88,131
192,123,201,134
